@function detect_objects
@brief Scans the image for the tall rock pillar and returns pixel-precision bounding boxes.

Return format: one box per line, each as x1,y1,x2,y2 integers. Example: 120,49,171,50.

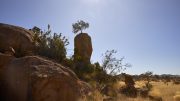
74,33,93,68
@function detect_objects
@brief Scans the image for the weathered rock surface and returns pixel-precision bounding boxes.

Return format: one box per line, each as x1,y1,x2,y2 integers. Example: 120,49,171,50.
74,33,93,65
0,53,91,101
0,23,34,57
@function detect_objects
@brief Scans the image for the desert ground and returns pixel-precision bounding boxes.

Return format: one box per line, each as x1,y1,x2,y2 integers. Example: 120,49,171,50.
84,81,180,101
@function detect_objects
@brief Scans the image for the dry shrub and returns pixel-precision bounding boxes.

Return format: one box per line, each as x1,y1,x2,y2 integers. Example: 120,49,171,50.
135,81,146,89
119,74,137,97
138,88,149,98
119,85,137,98
101,84,118,97
116,81,126,88
82,90,104,101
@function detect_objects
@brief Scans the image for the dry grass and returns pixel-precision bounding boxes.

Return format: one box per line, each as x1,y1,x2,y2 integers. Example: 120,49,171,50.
135,81,180,101
115,94,149,101
174,91,180,101
83,81,180,101
151,82,180,101
81,90,104,101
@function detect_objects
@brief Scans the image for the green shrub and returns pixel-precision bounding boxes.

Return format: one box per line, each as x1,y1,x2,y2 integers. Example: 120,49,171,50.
30,25,69,62
61,57,74,68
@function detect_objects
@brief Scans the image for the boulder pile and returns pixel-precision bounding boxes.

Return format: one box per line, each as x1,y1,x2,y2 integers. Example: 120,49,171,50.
0,23,91,101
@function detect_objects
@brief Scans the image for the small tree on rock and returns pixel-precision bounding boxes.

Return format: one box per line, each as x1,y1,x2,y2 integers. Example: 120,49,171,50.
72,20,89,34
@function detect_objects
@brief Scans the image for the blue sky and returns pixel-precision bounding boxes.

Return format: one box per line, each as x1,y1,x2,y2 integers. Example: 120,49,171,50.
0,0,180,75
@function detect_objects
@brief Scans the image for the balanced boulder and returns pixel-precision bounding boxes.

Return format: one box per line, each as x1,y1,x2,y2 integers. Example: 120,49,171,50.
74,33,93,66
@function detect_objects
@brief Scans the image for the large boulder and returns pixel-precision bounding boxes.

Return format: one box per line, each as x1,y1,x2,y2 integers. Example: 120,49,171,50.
0,53,91,101
0,23,34,57
74,33,93,67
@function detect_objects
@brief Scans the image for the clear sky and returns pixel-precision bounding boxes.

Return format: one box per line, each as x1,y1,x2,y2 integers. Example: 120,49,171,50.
0,0,180,75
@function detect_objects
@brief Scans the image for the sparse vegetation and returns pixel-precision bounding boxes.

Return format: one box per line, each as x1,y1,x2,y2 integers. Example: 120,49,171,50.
0,22,176,101
29,24,180,101
31,25,69,62
140,71,153,91
102,50,131,76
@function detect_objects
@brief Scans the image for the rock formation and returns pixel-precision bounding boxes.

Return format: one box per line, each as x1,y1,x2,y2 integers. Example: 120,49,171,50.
0,24,91,101
74,33,93,68
0,23,34,57
0,53,91,101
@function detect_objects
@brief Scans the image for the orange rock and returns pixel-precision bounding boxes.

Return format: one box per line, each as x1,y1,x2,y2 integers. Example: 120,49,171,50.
74,33,93,65
0,54,91,101
0,23,34,57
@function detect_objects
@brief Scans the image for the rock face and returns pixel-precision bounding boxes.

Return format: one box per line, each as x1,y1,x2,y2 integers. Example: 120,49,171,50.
0,53,90,101
0,23,34,57
74,33,93,66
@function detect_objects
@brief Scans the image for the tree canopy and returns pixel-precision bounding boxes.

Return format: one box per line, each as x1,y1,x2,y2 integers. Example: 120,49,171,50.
72,20,89,34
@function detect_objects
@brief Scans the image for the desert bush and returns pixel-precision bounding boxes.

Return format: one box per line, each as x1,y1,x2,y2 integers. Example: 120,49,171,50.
74,63,96,81
119,74,137,98
101,83,118,97
119,85,137,98
30,25,69,63
138,88,149,98
145,82,153,91
102,50,131,76
61,57,74,68
140,71,153,91
89,50,131,88
173,79,180,85
82,90,104,101
123,73,135,87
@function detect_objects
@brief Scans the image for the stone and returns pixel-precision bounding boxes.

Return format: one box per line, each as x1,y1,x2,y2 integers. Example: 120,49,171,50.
74,33,93,66
0,23,34,57
0,52,14,67
0,53,91,101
